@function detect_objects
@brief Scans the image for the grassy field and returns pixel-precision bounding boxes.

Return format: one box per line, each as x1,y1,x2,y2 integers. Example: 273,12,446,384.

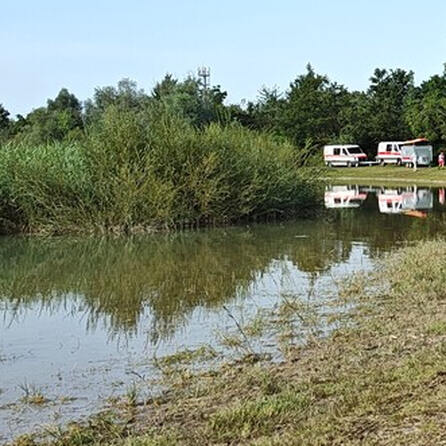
11,239,446,446
327,165,446,186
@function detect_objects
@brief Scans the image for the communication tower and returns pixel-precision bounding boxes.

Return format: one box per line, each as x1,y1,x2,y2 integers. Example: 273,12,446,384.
198,66,211,90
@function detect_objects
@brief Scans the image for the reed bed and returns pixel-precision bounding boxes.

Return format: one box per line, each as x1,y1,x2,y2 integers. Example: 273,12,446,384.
0,108,321,234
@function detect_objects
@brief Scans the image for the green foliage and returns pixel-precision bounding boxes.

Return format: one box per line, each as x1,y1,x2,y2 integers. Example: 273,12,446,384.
0,103,9,130
3,62,446,216
84,78,150,123
366,68,414,143
279,64,350,147
0,141,91,232
0,103,10,143
0,106,321,234
405,67,446,146
11,88,84,145
4,64,446,158
239,87,284,131
151,74,228,126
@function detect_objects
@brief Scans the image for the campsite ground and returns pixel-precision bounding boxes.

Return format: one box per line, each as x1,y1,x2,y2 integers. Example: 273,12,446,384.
327,165,446,186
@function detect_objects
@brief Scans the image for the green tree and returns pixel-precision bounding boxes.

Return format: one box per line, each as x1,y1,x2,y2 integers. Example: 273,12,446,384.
405,66,446,146
338,91,375,153
0,104,10,142
14,89,84,144
151,74,228,126
239,87,285,131
0,104,9,130
279,64,349,147
152,74,179,100
367,68,414,144
84,78,150,124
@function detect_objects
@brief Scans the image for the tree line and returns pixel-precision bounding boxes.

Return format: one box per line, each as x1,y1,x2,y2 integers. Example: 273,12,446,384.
1,64,446,154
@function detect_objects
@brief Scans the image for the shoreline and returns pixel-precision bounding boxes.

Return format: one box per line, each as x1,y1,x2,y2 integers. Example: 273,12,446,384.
9,239,446,445
326,166,446,186
327,175,446,186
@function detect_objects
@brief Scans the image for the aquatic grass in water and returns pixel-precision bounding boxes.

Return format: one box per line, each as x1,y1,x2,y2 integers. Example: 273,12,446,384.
0,108,322,234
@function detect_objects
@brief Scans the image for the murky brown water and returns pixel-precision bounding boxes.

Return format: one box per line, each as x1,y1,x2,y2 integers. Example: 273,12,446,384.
1,184,446,441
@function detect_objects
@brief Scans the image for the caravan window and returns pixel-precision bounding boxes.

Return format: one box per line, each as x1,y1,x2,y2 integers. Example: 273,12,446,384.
386,144,392,151
347,147,363,154
333,148,341,155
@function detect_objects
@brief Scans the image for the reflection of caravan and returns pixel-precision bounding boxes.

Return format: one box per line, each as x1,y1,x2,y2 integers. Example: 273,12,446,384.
324,185,368,208
378,187,433,216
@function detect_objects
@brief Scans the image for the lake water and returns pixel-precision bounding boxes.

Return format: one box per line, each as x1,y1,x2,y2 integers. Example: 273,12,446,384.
2,184,446,440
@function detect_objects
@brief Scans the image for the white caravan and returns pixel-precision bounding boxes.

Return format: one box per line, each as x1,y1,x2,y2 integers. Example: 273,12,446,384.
400,138,433,167
376,141,404,165
324,185,368,208
323,145,367,167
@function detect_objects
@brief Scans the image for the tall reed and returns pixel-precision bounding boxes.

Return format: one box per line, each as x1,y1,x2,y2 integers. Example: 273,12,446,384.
0,106,321,234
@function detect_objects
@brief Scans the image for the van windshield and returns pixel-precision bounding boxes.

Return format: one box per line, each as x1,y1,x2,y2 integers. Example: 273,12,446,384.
347,147,363,154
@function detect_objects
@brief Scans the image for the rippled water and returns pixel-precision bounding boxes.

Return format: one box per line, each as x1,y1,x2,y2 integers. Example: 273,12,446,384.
1,184,446,440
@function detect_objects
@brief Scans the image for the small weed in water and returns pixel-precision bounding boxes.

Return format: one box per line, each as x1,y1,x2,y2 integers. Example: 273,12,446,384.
157,345,218,368
18,382,48,405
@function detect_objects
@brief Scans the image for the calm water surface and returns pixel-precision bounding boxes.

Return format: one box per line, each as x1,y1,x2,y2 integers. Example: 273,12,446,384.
1,184,446,440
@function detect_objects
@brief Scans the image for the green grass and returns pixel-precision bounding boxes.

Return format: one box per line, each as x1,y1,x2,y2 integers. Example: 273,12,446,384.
0,108,322,234
10,239,446,445
327,165,446,185
156,346,218,368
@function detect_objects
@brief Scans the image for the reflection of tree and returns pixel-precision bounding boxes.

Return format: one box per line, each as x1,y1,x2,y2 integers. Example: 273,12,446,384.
0,221,355,342
5,195,443,343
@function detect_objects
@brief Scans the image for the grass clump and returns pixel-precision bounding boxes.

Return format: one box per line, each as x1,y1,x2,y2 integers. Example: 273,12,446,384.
18,382,48,406
210,390,309,442
0,107,321,234
157,345,218,368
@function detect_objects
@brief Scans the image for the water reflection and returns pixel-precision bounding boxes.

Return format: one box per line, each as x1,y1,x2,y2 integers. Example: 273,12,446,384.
324,185,368,208
377,187,433,217
3,185,446,440
324,184,443,217
0,226,352,342
2,185,446,343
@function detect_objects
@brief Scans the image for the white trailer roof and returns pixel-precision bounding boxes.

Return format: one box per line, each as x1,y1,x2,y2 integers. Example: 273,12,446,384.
379,141,404,144
324,144,360,149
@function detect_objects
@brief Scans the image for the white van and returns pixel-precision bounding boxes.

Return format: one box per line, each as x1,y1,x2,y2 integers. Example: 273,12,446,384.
323,145,367,167
376,141,404,165
400,138,433,167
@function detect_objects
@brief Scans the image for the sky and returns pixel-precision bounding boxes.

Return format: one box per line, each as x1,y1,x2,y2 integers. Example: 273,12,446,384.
1,0,446,115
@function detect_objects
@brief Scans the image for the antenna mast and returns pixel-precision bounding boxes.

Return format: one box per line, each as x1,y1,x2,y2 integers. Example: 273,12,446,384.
198,66,211,90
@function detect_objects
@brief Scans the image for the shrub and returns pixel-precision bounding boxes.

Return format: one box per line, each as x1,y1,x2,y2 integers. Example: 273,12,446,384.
0,107,321,234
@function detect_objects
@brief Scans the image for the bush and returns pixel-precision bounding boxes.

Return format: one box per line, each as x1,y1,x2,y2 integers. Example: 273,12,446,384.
0,107,322,234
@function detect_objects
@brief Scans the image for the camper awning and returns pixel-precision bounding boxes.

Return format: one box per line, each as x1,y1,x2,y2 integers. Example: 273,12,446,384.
402,138,429,145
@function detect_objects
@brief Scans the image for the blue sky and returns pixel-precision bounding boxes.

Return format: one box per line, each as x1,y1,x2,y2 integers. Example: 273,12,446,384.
2,0,446,115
